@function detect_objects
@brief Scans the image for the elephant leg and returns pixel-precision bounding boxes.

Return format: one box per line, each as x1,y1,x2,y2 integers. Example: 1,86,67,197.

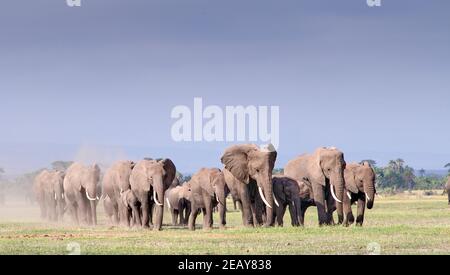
132,206,141,228
188,204,199,231
203,199,213,230
288,202,300,227
312,183,328,226
356,198,366,226
140,192,150,228
325,197,336,225
343,192,354,226
239,189,254,227
250,201,263,227
277,204,287,227
171,210,178,226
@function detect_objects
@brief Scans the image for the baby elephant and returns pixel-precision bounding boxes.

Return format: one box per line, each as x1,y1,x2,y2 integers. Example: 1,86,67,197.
120,190,141,227
272,176,303,227
343,162,376,226
165,183,191,226
187,168,229,231
103,195,116,225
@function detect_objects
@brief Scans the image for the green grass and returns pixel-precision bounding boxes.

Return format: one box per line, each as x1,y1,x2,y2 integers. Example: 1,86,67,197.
1,194,450,255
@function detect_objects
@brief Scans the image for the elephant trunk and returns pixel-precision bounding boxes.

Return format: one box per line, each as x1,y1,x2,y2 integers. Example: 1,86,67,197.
153,179,165,207
331,171,345,223
261,175,274,226
215,186,227,228
364,180,376,210
90,200,97,226
152,177,165,231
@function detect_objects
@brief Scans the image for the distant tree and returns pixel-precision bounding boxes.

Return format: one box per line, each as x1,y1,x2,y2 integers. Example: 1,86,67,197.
360,160,377,167
51,161,74,172
403,166,416,191
418,169,426,178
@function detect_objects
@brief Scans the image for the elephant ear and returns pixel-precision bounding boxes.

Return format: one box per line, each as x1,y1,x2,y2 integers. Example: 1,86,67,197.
344,166,359,194
221,145,255,184
161,159,176,188
308,153,326,186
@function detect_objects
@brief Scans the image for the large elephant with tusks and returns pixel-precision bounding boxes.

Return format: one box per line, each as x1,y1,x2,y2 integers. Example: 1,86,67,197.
129,158,176,231
63,163,101,226
221,144,277,227
284,147,346,226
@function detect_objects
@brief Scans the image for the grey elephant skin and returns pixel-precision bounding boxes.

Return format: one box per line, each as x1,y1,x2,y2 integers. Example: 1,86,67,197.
63,163,101,226
284,147,346,226
221,144,277,227
343,162,376,226
130,158,176,231
33,170,65,222
186,168,229,231
101,160,135,227
165,183,191,226
271,176,303,227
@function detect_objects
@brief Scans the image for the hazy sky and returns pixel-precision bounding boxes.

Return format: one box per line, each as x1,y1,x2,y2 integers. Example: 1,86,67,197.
1,0,450,174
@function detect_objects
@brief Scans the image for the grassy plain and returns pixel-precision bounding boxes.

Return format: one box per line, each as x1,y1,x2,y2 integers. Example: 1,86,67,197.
0,192,449,255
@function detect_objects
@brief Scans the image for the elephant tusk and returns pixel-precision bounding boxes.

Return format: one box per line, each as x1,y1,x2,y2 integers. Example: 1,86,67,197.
366,193,371,202
273,193,280,207
166,197,171,210
153,189,163,206
96,196,100,200
54,193,57,200
62,193,65,200
347,191,352,200
330,184,342,203
85,190,97,201
258,187,272,209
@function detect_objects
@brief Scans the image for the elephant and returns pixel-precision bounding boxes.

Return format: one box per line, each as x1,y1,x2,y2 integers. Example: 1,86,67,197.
103,195,115,225
221,144,277,227
284,147,346,226
270,176,303,227
343,162,376,226
101,160,135,226
164,183,191,226
63,163,101,226
129,158,176,230
120,189,141,227
33,170,65,222
186,168,229,231
445,178,450,205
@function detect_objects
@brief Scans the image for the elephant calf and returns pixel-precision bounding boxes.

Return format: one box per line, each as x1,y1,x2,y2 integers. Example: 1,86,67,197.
120,189,141,227
343,162,376,226
271,176,303,227
187,168,229,231
165,183,191,226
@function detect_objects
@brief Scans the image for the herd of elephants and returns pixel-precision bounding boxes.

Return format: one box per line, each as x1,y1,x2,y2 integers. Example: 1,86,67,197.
32,144,450,231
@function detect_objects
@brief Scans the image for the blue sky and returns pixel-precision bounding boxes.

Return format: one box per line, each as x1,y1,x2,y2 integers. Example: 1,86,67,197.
1,0,450,174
